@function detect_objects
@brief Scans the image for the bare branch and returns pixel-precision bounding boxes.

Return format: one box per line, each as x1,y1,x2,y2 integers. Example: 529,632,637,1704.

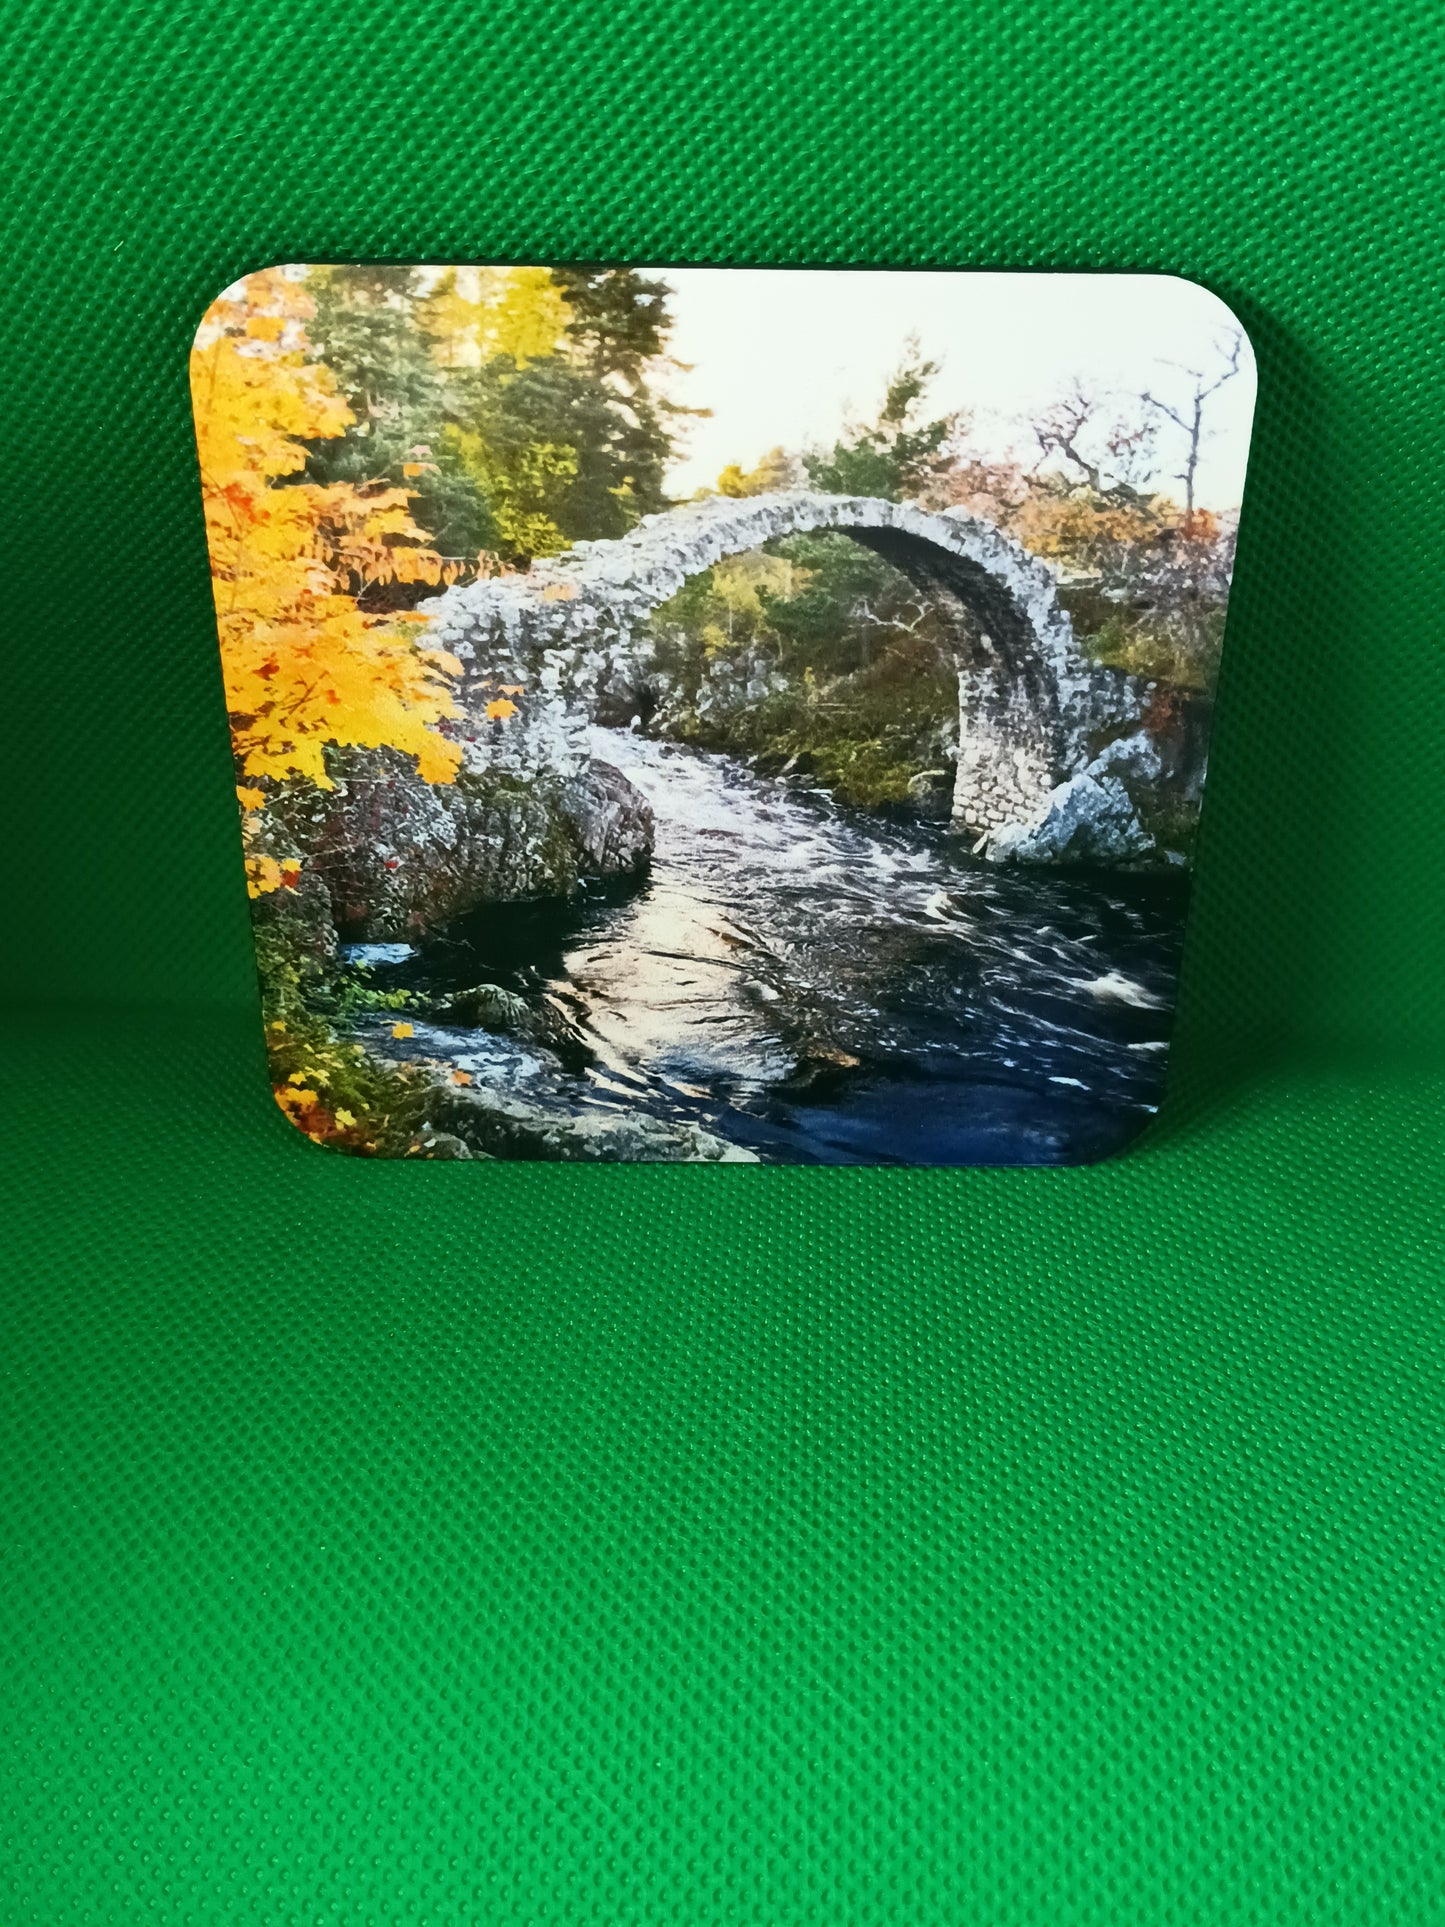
1138,329,1245,516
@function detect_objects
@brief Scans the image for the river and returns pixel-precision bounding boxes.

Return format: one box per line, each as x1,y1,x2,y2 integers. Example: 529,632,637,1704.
348,726,1187,1165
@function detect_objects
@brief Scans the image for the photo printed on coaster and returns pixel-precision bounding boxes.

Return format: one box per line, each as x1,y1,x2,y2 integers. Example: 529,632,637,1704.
190,266,1255,1164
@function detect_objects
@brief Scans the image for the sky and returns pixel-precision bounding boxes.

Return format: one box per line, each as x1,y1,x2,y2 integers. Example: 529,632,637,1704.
656,270,1256,512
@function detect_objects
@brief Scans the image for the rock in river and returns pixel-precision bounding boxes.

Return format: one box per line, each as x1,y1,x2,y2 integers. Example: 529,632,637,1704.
308,753,655,941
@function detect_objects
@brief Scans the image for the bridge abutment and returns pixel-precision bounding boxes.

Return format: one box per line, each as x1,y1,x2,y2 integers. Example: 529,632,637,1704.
951,676,1059,841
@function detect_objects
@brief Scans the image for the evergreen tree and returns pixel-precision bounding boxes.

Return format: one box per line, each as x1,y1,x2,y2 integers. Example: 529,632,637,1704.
551,267,672,385
805,340,958,501
300,265,493,575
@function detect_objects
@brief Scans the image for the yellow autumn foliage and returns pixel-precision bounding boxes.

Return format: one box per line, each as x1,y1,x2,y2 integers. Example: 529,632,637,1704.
419,266,570,370
715,447,799,497
444,426,578,559
190,269,464,878
1012,490,1163,563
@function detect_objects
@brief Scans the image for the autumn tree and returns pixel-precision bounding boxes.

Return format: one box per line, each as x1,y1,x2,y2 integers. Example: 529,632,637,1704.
190,268,463,896
907,367,1232,694
419,265,571,370
437,267,682,564
716,446,801,497
303,263,577,572
444,350,672,561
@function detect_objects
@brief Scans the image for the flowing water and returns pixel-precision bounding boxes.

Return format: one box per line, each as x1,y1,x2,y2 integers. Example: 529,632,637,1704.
350,727,1188,1165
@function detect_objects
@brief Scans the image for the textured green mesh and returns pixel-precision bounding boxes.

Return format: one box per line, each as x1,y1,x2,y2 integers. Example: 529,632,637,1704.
3,1,1444,1918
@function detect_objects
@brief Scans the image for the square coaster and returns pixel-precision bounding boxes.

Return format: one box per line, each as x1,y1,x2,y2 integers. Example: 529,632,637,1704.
191,265,1255,1164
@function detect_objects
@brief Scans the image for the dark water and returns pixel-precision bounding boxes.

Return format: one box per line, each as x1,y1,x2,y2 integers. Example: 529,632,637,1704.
349,727,1187,1165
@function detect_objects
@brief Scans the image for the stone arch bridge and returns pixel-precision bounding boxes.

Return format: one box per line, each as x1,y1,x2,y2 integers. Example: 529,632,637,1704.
310,493,1167,940
423,490,1146,847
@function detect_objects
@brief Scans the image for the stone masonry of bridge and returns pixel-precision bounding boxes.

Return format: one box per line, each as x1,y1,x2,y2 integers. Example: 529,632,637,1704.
420,491,1144,847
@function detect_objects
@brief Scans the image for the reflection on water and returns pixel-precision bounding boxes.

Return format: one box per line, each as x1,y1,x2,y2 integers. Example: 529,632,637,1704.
352,727,1187,1165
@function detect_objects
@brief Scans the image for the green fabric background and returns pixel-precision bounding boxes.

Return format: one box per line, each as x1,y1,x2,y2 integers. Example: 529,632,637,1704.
4,1,1444,1919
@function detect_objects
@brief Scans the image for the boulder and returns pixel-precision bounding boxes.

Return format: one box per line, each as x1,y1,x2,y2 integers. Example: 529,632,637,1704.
1087,728,1164,786
417,1081,758,1163
306,752,654,941
431,983,537,1032
982,729,1166,866
984,771,1156,866
570,758,655,877
429,983,593,1064
405,1130,477,1160
906,768,955,819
